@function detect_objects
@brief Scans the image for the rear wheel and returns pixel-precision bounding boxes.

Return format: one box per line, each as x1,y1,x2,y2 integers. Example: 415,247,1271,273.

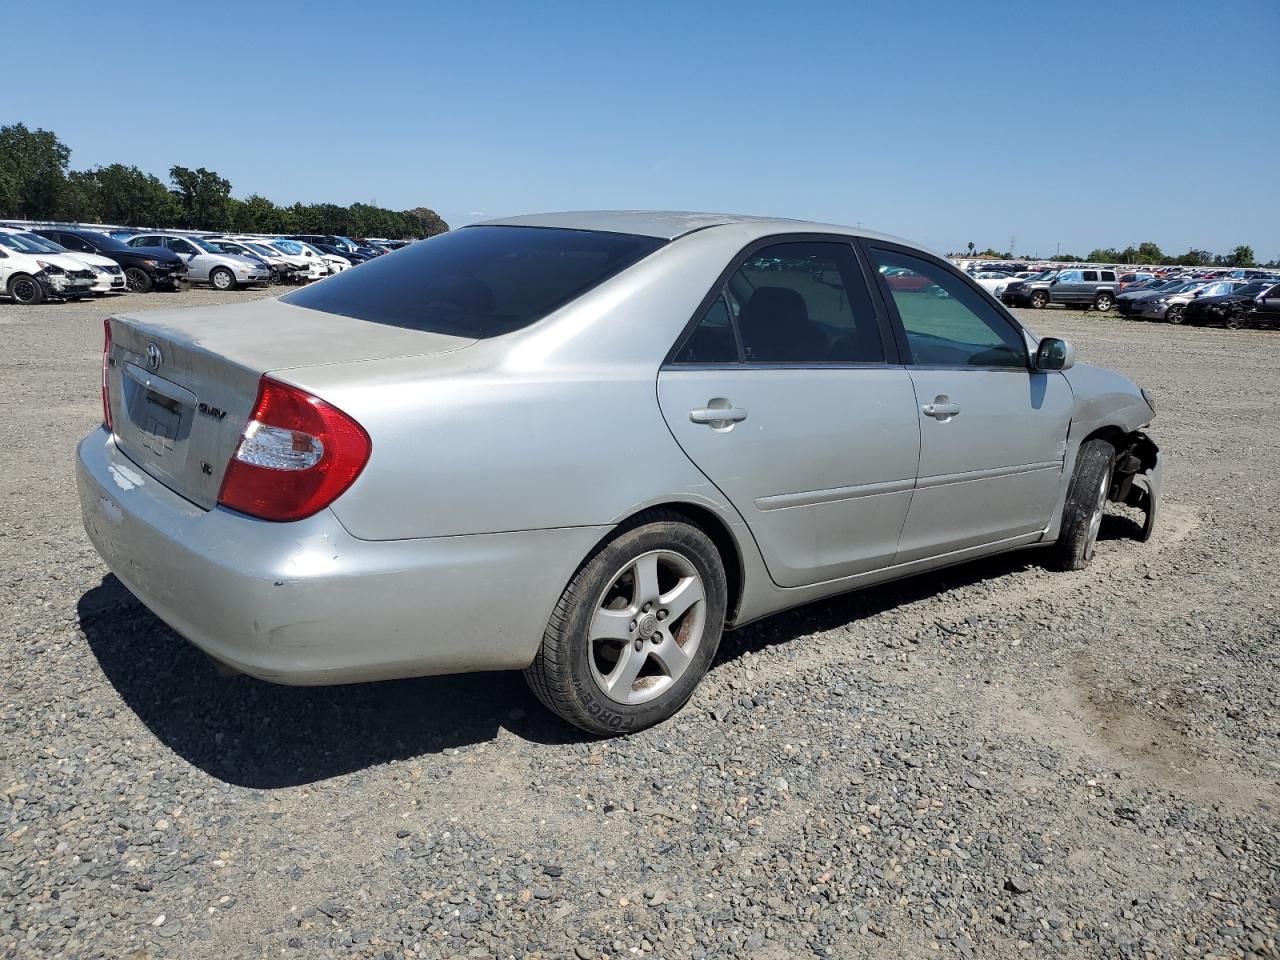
1029,290,1049,309
1049,438,1115,571
1093,292,1115,312
124,267,153,293
7,274,44,305
525,512,727,735
210,267,235,291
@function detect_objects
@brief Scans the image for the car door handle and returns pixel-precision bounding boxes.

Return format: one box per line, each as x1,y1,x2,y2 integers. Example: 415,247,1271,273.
921,396,960,420
690,405,748,425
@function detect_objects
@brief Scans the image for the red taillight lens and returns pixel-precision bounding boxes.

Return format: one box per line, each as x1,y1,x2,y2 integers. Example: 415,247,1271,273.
217,377,371,522
101,319,113,431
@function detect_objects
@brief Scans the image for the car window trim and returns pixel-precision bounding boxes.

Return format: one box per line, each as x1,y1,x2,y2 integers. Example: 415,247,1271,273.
663,232,902,367
856,238,1033,371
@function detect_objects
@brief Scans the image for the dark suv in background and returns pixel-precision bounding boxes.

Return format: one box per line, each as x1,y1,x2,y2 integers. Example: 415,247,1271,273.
33,229,188,293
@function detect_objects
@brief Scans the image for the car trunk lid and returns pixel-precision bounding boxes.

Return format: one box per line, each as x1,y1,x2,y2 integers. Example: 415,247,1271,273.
106,297,474,509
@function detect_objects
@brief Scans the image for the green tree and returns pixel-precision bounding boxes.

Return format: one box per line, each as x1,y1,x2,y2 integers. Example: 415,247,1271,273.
169,165,232,230
1087,248,1122,263
78,164,181,227
410,206,449,237
0,123,72,218
1231,245,1255,267
1175,249,1212,267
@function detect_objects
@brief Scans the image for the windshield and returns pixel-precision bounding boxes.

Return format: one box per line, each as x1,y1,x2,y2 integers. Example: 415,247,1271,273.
282,226,666,338
190,237,222,253
297,242,326,256
335,236,359,251
0,233,48,254
272,239,305,255
246,243,276,257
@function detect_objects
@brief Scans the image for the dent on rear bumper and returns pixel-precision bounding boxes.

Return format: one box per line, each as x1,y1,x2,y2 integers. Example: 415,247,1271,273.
77,429,607,685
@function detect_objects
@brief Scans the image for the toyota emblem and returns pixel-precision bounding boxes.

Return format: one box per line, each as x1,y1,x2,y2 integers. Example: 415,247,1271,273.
145,343,162,372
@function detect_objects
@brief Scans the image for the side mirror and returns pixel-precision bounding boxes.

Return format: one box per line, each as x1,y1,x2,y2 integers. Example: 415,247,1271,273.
1049,278,1059,285
1035,337,1074,371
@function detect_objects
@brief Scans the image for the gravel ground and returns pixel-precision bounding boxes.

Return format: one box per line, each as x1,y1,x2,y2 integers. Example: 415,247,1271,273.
1,288,1277,960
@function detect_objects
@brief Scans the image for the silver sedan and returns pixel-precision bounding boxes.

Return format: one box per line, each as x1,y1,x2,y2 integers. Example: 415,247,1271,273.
77,212,1162,734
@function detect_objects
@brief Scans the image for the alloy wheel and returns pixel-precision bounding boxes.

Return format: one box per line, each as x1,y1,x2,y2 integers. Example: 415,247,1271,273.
10,277,39,303
1083,468,1110,562
588,549,707,706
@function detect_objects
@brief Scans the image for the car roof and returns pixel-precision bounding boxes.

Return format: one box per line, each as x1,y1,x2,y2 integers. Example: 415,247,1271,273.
474,209,918,247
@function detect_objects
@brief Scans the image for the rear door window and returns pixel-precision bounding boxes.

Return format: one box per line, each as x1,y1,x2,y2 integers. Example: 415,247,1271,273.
1083,270,1099,282
282,226,665,338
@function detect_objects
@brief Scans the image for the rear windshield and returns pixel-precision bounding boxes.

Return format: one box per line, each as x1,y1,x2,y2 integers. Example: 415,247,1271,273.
281,226,666,338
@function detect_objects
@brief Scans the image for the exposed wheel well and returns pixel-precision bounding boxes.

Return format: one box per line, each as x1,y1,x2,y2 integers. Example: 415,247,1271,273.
614,502,745,625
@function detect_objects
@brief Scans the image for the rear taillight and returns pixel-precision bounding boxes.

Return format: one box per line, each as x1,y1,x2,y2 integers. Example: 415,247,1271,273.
101,319,113,431
217,377,371,522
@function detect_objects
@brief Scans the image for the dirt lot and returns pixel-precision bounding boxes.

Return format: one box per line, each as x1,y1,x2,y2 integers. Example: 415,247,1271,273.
1,288,1277,960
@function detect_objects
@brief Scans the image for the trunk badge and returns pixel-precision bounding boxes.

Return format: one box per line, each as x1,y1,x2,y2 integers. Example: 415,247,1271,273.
146,343,162,371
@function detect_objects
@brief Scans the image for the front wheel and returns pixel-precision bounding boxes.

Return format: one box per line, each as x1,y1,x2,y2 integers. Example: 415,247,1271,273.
1048,438,1115,571
210,267,235,291
1224,308,1245,330
1165,304,1185,324
1029,290,1049,309
1093,292,1115,312
525,512,727,735
7,274,44,305
124,267,153,293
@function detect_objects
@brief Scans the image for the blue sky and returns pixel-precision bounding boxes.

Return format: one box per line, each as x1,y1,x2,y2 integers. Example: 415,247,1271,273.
19,0,1279,258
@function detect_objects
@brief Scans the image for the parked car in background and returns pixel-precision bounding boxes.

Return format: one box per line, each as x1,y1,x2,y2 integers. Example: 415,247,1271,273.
1118,271,1155,290
33,229,189,293
1119,279,1241,323
77,211,1161,735
1183,279,1278,328
291,239,350,274
263,238,335,277
2,228,126,294
1246,282,1280,328
970,270,1018,297
204,238,305,284
0,232,97,303
126,234,269,290
309,240,372,264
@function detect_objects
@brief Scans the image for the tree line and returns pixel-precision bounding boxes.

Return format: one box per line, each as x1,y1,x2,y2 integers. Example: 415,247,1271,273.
959,239,1272,268
0,123,447,240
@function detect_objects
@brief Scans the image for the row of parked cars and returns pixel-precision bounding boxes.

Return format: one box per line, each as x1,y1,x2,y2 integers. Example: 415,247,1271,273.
0,223,411,304
957,261,1280,329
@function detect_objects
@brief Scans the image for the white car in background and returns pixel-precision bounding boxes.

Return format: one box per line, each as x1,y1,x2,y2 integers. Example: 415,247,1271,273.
970,270,1017,298
265,238,340,277
0,228,126,294
0,231,98,303
294,240,350,274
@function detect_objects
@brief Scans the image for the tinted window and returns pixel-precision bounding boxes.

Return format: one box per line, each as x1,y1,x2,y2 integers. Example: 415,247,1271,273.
57,233,94,253
169,239,199,255
731,242,882,363
282,226,664,338
1083,271,1099,282
870,248,1027,368
1100,271,1116,282
675,294,738,363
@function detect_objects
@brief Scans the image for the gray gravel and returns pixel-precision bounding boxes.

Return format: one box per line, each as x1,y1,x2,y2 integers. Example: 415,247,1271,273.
1,289,1277,959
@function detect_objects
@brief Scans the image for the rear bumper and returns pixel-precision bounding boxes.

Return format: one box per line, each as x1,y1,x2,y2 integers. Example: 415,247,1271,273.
77,429,607,685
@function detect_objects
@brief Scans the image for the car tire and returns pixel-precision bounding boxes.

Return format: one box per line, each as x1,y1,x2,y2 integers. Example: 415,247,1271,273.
1224,309,1245,330
1030,290,1049,309
124,267,153,293
7,274,45,305
525,511,727,736
1093,292,1115,312
210,267,236,291
1165,304,1185,324
1048,438,1115,571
